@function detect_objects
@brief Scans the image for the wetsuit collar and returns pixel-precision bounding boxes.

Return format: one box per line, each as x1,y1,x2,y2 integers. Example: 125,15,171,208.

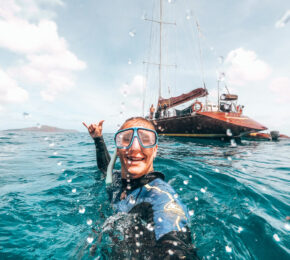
121,171,165,193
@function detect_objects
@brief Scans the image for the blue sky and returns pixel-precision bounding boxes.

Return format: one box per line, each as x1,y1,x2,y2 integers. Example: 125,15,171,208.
0,0,289,134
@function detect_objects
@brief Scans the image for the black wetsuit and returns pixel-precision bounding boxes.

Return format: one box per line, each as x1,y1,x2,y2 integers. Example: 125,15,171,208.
94,136,199,259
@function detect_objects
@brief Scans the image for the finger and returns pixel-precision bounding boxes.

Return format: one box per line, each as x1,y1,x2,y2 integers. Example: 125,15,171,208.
82,122,89,129
98,120,105,127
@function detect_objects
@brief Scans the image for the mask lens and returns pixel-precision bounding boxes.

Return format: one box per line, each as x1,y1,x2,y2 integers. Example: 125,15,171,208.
138,129,156,147
115,129,134,148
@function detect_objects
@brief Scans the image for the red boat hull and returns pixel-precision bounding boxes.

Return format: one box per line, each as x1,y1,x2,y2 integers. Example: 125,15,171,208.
152,112,267,138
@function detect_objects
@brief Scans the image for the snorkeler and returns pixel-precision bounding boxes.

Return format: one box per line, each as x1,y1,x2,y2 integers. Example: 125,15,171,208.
83,117,199,259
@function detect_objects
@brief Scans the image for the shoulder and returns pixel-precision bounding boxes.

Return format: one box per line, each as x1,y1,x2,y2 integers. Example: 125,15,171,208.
143,178,189,240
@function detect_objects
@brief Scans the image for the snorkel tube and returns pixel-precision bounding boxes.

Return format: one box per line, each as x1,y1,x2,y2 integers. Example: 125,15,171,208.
105,148,117,185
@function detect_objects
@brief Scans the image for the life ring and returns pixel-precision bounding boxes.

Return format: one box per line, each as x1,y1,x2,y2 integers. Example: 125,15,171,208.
192,101,203,112
237,105,243,113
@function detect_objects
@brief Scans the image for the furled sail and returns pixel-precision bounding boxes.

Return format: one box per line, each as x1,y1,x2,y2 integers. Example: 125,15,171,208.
157,88,208,109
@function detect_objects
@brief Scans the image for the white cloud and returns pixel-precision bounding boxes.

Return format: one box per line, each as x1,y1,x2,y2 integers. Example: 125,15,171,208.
0,0,86,102
224,48,272,86
269,77,290,103
275,10,290,28
120,75,145,97
0,68,28,104
119,75,146,115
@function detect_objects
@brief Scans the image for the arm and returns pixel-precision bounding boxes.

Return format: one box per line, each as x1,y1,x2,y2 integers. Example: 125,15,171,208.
144,182,200,259
93,136,111,174
83,120,111,174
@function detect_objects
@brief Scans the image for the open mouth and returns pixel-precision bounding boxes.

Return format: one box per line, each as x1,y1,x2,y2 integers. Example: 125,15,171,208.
126,156,145,162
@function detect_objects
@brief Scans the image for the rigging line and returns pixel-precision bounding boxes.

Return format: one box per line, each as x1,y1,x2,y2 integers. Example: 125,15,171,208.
143,2,155,117
192,11,206,91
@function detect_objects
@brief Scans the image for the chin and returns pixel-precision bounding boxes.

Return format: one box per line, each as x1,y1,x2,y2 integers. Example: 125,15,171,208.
127,165,147,178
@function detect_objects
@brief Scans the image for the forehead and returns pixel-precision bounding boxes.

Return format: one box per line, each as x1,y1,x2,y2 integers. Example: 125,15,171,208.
121,120,155,130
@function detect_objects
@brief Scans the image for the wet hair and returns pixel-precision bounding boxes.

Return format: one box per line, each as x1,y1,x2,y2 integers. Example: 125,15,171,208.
120,117,155,130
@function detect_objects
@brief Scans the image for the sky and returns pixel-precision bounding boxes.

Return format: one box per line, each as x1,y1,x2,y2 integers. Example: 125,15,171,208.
0,0,289,134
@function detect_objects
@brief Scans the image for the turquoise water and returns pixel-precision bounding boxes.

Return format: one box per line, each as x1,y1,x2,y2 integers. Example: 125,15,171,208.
0,132,289,259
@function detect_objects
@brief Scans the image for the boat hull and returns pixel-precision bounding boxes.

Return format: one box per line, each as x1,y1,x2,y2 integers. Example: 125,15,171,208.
152,112,267,138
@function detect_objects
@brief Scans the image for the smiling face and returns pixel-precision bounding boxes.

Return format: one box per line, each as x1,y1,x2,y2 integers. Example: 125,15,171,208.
117,119,158,179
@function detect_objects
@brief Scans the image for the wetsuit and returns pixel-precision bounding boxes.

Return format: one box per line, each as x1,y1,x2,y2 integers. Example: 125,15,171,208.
94,136,199,259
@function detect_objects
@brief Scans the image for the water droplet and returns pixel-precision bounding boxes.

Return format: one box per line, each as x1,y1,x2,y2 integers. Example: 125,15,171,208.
23,112,31,119
168,249,174,255
200,188,206,193
273,234,280,242
79,206,85,214
173,241,178,246
189,210,194,216
49,143,55,147
61,169,65,172
140,231,143,235
179,188,183,191
238,227,243,233
182,227,187,232
128,160,132,165
194,196,198,201
183,180,189,185
53,151,58,155
218,56,224,64
129,30,136,37
158,217,163,222
57,161,62,166
225,245,232,253
135,226,139,230
87,219,92,225
44,137,49,141
189,175,192,178
227,156,232,161
174,194,178,198
230,139,237,147
128,59,132,65
87,235,94,244
241,167,246,173
72,188,76,193
136,242,141,247
135,234,139,238
146,223,154,231
215,168,220,173
67,178,72,183
122,90,128,97
129,196,135,204
219,72,226,82
127,185,132,190
284,223,290,231
185,9,192,20
76,199,79,203
136,249,139,253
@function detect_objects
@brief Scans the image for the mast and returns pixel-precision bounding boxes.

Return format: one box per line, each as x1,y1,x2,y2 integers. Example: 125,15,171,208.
159,0,163,99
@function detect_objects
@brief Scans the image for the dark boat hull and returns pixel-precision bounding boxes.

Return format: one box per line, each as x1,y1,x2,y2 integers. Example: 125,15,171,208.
152,112,267,138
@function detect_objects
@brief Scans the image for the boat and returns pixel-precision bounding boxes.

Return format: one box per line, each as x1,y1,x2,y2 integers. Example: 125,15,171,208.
143,0,267,139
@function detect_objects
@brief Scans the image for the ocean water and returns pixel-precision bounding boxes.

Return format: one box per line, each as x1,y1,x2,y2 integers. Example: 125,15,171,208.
0,131,289,259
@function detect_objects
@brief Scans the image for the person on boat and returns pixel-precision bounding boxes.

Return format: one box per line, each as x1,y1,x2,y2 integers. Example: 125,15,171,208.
163,104,168,118
149,104,155,119
83,117,199,259
155,105,162,119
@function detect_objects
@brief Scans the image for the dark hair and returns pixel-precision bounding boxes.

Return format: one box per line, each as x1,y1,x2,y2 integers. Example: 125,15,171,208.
120,117,155,130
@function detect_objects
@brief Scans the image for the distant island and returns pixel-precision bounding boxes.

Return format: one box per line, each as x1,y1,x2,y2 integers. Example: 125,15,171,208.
4,125,78,133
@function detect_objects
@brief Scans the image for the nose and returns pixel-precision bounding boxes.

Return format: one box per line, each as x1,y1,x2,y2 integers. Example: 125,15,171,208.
130,136,142,150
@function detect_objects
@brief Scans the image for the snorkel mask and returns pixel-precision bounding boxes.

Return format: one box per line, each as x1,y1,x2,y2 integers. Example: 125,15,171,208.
105,127,158,184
